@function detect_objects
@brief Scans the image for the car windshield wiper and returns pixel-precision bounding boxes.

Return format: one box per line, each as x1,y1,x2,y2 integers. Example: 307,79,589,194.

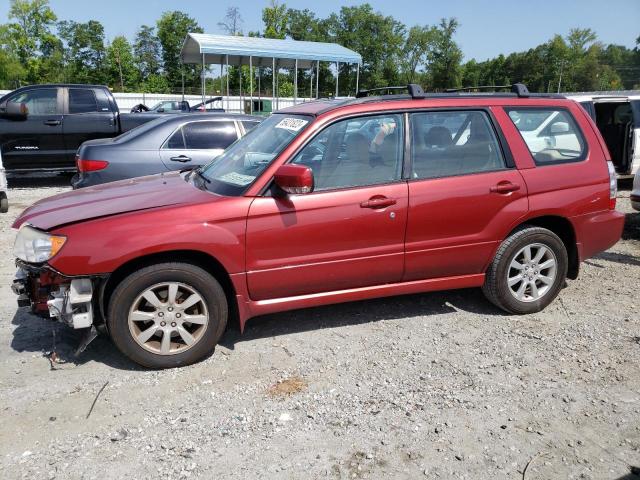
192,167,211,184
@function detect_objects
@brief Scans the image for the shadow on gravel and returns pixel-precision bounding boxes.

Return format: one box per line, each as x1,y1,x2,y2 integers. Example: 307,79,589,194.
7,173,73,189
593,251,640,267
220,287,502,350
613,466,640,479
10,308,142,371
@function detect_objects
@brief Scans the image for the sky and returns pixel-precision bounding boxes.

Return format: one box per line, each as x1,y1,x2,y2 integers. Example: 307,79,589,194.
1,0,638,61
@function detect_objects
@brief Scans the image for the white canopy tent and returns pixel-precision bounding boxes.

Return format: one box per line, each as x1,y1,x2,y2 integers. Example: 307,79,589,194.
180,33,363,112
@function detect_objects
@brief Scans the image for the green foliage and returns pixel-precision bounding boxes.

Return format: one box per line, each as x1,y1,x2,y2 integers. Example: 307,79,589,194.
156,10,203,90
106,36,138,91
429,18,463,89
326,4,405,90
6,0,57,82
263,0,288,39
58,19,107,84
134,25,162,81
141,73,170,93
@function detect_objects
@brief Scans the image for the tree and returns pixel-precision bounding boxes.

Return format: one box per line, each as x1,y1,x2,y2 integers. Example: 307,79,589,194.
326,4,405,90
429,18,463,89
5,0,57,82
157,11,203,92
400,25,436,83
134,25,161,82
262,0,288,39
106,36,138,91
0,25,25,88
218,7,243,36
58,20,107,84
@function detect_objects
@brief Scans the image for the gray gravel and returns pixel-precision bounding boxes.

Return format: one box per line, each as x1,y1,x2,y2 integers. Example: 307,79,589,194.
0,176,639,480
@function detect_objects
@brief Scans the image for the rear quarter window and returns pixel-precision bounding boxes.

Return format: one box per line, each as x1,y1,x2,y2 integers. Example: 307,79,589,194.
506,107,587,166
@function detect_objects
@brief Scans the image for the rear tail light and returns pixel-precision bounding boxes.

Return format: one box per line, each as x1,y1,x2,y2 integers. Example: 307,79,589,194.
606,160,617,209
76,158,109,172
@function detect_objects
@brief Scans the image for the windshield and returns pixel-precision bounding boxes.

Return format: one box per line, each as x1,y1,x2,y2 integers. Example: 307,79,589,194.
198,114,312,196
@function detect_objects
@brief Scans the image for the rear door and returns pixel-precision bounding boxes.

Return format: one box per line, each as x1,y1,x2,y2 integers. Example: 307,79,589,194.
0,87,66,170
404,109,528,281
159,120,239,170
62,87,118,164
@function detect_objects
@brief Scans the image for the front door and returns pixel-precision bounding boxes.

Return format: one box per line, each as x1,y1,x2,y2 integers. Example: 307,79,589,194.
0,87,65,170
404,109,529,281
246,113,408,301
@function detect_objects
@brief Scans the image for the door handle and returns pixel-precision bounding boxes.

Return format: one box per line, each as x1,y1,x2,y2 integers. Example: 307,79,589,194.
44,119,61,126
170,155,191,163
360,197,397,209
490,182,520,194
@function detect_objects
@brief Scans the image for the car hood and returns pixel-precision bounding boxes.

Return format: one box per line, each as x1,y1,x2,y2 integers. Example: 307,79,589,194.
13,172,213,231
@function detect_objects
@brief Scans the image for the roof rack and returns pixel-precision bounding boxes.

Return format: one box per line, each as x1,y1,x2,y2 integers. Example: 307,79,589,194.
356,84,425,99
445,83,530,98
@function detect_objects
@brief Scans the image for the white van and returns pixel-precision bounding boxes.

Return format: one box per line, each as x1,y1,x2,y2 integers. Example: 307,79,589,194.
566,92,640,178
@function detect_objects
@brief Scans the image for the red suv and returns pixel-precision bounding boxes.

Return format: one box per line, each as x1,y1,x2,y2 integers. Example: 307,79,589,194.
12,84,624,368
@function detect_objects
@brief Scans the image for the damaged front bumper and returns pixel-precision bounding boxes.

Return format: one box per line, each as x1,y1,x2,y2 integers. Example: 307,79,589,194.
12,261,102,330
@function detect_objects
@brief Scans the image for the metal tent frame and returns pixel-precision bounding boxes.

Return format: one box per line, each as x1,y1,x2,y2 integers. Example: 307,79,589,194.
180,33,363,114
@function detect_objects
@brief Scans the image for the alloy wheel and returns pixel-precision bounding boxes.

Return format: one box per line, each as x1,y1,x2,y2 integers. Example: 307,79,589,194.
127,282,209,355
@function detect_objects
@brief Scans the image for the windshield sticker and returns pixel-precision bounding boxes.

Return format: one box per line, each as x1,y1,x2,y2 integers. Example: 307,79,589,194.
275,118,308,132
218,171,255,186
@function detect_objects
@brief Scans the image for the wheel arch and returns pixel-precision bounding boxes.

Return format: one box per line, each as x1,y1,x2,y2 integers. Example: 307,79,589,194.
504,215,579,279
99,250,239,331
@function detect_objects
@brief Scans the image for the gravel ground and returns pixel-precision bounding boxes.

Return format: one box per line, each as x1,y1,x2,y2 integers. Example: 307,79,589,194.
0,176,639,480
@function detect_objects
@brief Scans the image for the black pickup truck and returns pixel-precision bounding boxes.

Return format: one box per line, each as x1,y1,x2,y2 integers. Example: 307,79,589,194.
0,84,177,172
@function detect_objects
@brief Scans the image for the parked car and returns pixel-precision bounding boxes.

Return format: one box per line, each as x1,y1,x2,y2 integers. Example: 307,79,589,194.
632,168,640,211
71,114,261,188
0,84,189,173
191,97,225,112
146,100,191,113
12,83,624,369
0,149,7,213
566,92,639,179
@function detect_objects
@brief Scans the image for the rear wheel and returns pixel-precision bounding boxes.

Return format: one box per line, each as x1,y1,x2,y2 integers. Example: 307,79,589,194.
0,193,7,213
107,262,227,368
482,226,568,314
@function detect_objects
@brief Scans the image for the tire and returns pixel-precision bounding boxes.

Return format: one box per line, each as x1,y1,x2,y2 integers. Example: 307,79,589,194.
482,226,568,314
107,262,228,369
0,193,7,213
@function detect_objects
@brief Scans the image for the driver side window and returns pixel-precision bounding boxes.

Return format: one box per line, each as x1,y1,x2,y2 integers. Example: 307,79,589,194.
292,114,404,191
9,88,59,115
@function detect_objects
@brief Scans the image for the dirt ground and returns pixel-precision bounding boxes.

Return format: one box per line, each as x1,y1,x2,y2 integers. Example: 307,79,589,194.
0,175,638,480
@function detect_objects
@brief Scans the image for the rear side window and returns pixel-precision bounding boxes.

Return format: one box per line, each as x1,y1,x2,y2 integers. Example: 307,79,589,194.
242,121,260,133
183,121,238,149
410,110,505,180
506,108,586,165
69,88,98,114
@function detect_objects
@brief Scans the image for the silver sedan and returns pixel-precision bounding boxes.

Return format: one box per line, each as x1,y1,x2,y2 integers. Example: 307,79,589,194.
71,113,261,189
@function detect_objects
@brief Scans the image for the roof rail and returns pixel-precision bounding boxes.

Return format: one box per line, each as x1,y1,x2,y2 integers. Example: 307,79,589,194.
356,84,426,99
445,83,530,98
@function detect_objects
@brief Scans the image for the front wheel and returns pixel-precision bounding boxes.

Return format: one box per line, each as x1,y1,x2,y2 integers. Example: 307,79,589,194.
482,226,568,314
107,262,228,368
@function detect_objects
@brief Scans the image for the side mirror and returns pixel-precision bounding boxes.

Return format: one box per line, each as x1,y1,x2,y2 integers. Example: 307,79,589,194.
550,121,569,135
274,164,314,194
2,102,28,120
